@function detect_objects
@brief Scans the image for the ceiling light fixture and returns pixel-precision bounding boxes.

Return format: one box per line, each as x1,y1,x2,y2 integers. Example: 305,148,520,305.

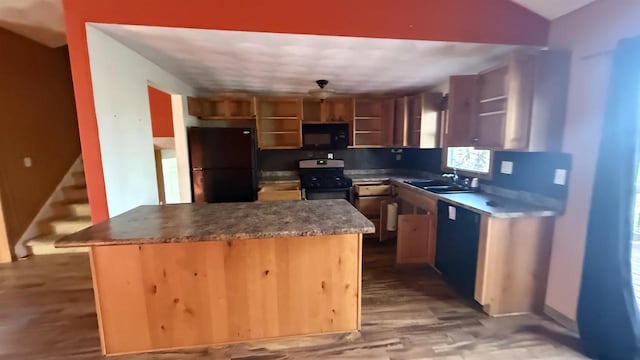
308,79,335,102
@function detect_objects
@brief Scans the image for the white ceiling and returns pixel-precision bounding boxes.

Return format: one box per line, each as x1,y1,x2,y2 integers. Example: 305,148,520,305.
0,0,66,47
93,24,525,95
511,0,596,20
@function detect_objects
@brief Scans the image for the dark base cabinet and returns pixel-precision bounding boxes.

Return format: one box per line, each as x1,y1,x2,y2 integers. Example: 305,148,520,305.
435,201,481,298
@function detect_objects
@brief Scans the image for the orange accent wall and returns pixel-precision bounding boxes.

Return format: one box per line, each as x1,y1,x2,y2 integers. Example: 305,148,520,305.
148,86,174,138
62,0,549,222
0,28,80,256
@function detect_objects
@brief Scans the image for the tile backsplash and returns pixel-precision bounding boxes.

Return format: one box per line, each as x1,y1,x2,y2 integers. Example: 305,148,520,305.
487,151,571,201
259,148,407,171
259,147,571,201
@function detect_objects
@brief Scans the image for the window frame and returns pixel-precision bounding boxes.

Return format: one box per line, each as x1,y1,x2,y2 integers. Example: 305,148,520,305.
441,146,494,180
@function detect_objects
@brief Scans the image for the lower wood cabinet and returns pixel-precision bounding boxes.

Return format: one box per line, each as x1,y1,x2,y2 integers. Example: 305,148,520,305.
394,186,437,266
396,214,435,265
353,181,392,238
257,182,302,201
474,215,553,315
392,183,553,316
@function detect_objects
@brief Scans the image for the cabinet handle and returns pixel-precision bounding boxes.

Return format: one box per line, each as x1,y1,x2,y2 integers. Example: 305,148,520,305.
472,138,479,143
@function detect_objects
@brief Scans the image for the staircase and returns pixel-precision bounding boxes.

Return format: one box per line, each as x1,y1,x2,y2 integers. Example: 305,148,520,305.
25,169,91,255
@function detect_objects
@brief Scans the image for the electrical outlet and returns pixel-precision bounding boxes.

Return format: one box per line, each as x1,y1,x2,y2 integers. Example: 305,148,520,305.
554,169,567,185
327,153,334,159
23,157,32,168
396,154,402,161
500,161,513,175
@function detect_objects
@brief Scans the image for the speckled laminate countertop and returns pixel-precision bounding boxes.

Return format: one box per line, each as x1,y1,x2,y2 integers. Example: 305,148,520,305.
55,200,375,248
390,178,558,218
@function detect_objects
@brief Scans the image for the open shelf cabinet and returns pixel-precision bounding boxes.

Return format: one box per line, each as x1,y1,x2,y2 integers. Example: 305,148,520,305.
256,97,303,149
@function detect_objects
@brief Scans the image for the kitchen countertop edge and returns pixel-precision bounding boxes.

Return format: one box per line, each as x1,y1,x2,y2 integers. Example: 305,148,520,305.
55,200,375,248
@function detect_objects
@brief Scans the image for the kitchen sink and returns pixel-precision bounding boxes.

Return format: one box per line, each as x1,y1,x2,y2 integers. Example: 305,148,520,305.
424,186,474,194
404,179,451,188
404,180,474,194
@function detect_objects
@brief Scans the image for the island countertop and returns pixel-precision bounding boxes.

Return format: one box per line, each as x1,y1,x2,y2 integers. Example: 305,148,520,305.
55,200,375,248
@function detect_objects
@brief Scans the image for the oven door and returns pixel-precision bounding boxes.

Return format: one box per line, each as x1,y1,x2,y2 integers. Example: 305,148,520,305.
303,188,351,201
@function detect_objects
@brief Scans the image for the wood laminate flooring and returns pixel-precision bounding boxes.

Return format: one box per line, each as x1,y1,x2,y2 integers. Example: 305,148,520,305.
0,242,587,359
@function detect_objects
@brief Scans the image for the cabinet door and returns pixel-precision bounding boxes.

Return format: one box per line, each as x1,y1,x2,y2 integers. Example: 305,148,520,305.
407,95,422,147
445,75,477,147
379,198,397,242
503,53,535,149
187,97,205,117
393,97,407,146
396,214,435,265
381,98,395,146
323,98,353,122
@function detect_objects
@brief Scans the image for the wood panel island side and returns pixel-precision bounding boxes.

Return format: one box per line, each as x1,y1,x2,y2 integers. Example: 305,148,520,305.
55,200,375,356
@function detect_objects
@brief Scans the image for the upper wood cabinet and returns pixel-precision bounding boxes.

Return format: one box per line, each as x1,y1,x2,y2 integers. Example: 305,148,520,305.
322,98,354,123
445,50,570,151
393,97,406,147
474,52,535,149
187,97,255,119
256,97,303,149
406,94,423,147
395,93,444,148
303,98,354,123
352,98,394,147
444,76,477,147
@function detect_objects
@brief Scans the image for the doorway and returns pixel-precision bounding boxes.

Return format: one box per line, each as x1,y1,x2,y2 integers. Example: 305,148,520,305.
148,85,182,204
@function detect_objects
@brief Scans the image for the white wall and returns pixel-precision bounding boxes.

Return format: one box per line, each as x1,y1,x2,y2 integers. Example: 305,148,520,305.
545,0,640,321
86,25,198,216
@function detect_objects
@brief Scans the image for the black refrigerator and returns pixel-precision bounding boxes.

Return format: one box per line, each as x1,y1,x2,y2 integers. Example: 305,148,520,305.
188,127,258,203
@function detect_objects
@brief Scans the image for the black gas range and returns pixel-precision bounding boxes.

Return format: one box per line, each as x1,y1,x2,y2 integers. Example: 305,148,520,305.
298,159,353,200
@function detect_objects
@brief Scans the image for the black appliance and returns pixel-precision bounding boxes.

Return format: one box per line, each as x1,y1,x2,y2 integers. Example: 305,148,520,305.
302,123,349,149
299,159,352,200
188,127,258,203
435,201,481,298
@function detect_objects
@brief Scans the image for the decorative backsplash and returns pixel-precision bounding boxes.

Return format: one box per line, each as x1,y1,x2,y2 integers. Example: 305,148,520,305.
259,147,571,201
259,148,407,171
487,151,571,201
404,149,572,201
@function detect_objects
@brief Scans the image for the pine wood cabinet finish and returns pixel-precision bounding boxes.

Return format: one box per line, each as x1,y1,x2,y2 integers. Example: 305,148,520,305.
445,50,570,151
353,181,392,238
394,186,437,266
89,234,362,355
396,214,435,265
187,96,255,119
474,216,553,315
391,183,553,315
445,75,478,147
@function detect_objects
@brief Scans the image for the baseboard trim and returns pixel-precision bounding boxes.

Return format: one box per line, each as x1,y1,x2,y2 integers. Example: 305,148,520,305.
544,304,578,333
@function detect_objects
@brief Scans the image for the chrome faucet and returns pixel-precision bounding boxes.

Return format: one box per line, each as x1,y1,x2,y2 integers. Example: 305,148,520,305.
442,168,460,184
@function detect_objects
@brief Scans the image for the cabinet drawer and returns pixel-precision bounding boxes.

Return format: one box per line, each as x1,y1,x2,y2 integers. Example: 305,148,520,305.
396,187,437,214
354,184,391,196
258,183,301,201
355,196,387,218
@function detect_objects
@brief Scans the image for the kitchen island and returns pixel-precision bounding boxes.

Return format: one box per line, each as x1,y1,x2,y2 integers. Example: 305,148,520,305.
56,200,374,356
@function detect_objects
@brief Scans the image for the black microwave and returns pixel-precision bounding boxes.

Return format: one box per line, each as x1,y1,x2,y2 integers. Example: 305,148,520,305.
302,123,349,149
